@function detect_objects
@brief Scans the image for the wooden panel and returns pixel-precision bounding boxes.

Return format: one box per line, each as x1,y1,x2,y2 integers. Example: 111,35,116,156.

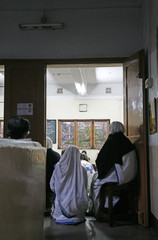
4,61,46,146
123,50,149,227
58,121,61,148
106,120,110,137
127,60,143,137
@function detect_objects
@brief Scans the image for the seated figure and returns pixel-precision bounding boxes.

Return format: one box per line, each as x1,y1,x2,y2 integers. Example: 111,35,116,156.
89,121,137,216
80,153,95,193
46,137,60,210
50,145,88,224
81,150,90,162
7,115,30,139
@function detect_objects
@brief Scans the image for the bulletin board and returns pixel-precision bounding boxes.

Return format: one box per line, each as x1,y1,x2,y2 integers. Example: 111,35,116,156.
46,120,56,143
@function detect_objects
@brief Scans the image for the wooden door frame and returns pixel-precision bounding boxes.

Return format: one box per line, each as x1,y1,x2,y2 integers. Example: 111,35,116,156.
0,56,149,223
0,57,126,145
0,57,126,67
123,50,149,226
2,60,46,146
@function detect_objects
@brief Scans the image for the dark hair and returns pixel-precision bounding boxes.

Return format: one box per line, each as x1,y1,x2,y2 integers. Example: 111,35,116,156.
82,150,87,155
80,153,88,161
7,116,30,139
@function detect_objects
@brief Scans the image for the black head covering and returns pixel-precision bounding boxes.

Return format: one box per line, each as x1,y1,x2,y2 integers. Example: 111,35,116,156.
96,122,134,179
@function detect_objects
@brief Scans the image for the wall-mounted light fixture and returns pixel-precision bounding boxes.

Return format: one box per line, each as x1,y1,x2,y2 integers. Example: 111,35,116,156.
57,88,63,94
19,23,65,30
106,88,112,93
79,104,87,112
19,10,65,30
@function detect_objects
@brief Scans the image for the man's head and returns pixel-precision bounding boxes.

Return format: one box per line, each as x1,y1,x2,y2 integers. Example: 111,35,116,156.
7,116,30,139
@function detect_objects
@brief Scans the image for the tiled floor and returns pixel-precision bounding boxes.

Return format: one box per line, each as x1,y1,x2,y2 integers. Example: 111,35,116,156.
44,216,158,240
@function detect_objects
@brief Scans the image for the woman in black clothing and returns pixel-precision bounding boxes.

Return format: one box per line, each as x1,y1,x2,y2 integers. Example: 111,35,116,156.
46,137,60,210
89,121,137,216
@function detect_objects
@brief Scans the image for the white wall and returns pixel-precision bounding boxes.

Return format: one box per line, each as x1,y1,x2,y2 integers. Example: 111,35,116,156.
0,1,142,59
47,98,123,163
0,103,4,120
0,83,4,119
142,0,158,220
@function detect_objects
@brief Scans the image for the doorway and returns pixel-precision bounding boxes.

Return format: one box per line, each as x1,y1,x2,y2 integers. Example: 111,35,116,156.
45,52,149,227
2,55,149,227
46,64,124,164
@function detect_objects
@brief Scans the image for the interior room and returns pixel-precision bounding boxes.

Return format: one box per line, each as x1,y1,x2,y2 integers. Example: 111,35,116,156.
46,64,123,164
1,0,158,239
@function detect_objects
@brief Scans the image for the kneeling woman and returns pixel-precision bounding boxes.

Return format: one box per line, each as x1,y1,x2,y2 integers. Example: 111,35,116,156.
50,145,88,224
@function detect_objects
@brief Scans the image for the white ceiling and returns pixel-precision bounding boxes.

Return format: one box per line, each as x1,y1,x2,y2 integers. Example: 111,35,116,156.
47,66,123,84
47,65,123,99
0,65,124,100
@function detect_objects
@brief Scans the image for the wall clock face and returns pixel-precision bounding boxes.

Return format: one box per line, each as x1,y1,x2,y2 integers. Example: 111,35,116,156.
79,104,87,112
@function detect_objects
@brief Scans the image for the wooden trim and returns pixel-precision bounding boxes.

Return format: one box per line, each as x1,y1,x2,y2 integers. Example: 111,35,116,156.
106,120,110,137
58,121,61,149
4,61,46,146
123,50,149,227
58,119,110,121
74,120,78,146
90,120,93,149
0,57,126,65
58,119,109,149
123,65,128,136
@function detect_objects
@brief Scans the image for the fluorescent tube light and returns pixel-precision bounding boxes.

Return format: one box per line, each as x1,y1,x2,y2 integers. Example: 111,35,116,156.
19,23,65,30
75,83,86,95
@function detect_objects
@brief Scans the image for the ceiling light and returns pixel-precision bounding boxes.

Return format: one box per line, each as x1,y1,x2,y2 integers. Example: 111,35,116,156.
19,23,65,30
71,68,87,96
75,83,86,95
20,10,65,30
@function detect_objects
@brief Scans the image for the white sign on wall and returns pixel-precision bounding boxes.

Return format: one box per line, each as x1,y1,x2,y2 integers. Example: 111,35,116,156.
17,103,33,116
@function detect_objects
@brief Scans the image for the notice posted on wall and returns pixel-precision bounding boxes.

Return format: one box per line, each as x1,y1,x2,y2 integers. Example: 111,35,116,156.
46,120,56,143
17,103,33,116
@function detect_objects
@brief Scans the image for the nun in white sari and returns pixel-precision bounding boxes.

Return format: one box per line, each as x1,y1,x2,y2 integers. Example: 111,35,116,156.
50,145,88,224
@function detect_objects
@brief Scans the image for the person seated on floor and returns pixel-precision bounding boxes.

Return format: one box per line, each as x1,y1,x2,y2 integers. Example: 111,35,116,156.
80,153,95,193
89,121,137,217
7,115,30,139
46,137,60,211
50,145,88,225
81,150,90,162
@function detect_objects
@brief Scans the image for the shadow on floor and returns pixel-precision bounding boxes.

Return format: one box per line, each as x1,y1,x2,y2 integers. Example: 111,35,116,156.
44,216,158,240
